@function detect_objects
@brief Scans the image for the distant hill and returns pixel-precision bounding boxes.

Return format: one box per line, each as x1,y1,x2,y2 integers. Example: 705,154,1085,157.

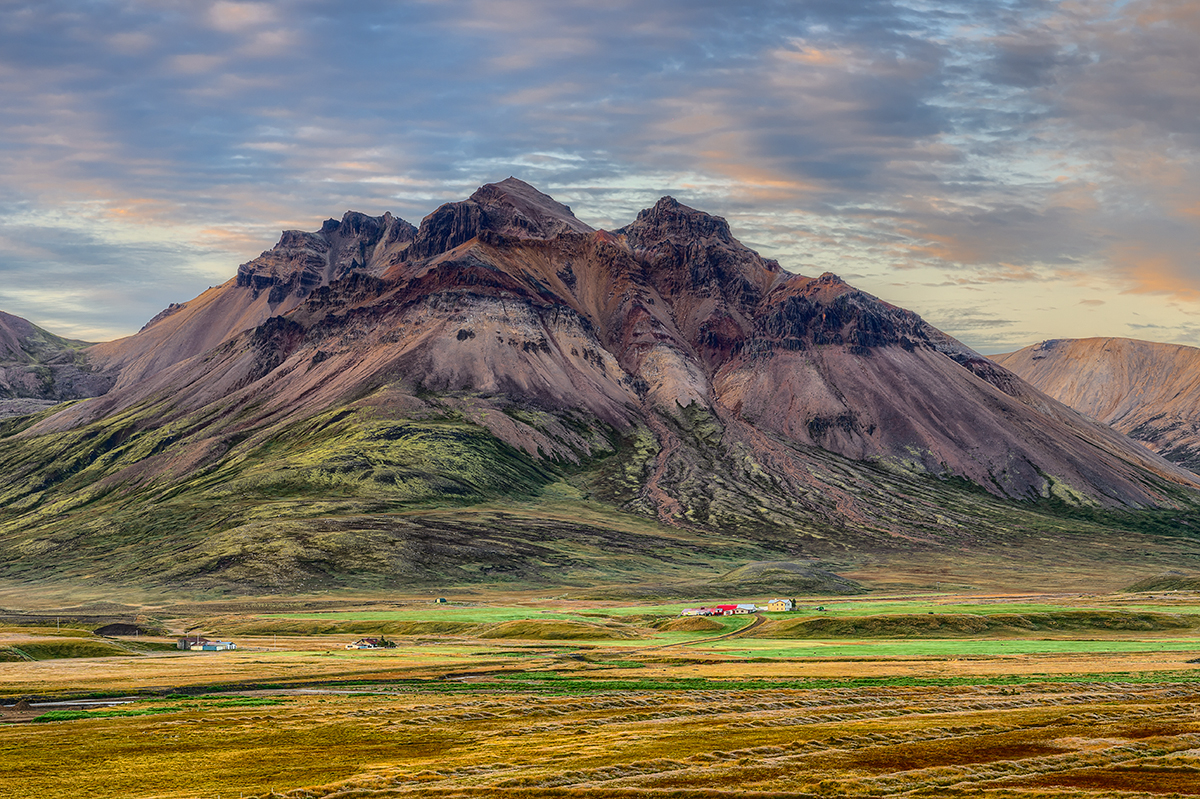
2,180,1199,593
0,311,114,417
993,337,1200,471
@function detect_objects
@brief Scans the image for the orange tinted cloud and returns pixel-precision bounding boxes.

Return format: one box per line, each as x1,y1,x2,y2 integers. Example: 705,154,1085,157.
1111,241,1200,300
207,2,278,33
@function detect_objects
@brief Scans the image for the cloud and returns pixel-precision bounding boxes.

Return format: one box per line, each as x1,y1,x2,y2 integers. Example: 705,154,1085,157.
170,53,227,74
1,0,1200,345
0,205,238,340
206,1,278,33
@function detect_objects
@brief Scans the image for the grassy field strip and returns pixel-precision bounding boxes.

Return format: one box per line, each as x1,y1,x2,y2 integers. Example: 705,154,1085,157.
6,590,1200,799
256,602,1094,620
1118,603,1200,614
254,599,1200,622
698,638,1200,658
261,608,606,622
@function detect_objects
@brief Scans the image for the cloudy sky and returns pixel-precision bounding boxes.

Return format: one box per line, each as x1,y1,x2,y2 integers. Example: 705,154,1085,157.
2,0,1198,353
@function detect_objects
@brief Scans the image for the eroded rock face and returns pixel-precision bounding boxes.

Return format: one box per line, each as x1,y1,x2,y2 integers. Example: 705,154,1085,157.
236,210,417,305
32,180,1200,522
89,209,417,388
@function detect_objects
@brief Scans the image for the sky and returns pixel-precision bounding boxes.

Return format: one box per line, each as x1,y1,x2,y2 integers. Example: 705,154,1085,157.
2,0,1199,354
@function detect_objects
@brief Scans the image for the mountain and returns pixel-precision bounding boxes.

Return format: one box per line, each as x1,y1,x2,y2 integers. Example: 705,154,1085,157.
2,179,1199,593
0,311,114,417
993,337,1200,471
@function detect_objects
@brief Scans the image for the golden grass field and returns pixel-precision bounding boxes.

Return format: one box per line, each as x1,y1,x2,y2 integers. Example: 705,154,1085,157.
3,589,1200,798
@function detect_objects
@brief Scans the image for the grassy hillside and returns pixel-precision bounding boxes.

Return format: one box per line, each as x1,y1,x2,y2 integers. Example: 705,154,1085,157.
3,384,1200,596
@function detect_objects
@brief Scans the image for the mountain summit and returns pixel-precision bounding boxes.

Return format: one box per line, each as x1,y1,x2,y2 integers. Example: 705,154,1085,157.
2,180,1198,591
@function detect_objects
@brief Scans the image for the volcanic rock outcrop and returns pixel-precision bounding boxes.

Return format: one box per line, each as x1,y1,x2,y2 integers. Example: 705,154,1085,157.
994,337,1200,472
3,179,1199,590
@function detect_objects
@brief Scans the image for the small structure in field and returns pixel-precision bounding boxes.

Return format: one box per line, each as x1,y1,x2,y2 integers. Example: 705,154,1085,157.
195,640,236,651
680,603,760,617
176,636,236,651
177,636,236,651
345,637,396,650
766,598,795,612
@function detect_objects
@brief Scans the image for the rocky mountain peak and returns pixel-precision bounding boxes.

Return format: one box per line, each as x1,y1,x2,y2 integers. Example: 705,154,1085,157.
332,210,382,240
407,177,593,261
471,177,593,235
237,210,415,306
612,196,782,331
621,196,736,249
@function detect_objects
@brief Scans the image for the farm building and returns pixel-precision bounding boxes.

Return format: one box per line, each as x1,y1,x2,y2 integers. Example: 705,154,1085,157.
345,637,396,650
766,598,795,612
680,603,760,617
176,636,236,651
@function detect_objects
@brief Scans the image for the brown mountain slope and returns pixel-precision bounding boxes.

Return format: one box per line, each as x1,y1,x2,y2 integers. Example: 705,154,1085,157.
83,178,592,392
993,337,1200,471
24,183,1199,510
3,181,1200,591
86,210,417,390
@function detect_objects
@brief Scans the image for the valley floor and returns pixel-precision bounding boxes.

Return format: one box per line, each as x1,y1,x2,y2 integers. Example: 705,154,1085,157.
2,590,1200,798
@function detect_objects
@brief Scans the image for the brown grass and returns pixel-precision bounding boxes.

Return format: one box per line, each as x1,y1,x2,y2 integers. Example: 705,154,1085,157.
658,617,724,632
5,589,1200,797
4,663,1200,798
477,619,643,640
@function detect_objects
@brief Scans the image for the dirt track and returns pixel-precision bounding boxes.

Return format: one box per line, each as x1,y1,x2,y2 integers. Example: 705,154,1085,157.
635,612,766,652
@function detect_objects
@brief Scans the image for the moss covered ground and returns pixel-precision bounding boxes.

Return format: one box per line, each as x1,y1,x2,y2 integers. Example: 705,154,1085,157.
3,384,1200,597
